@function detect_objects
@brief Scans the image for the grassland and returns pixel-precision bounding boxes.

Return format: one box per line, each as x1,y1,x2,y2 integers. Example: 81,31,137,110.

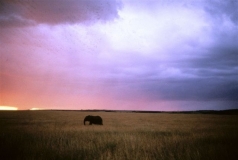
0,111,238,160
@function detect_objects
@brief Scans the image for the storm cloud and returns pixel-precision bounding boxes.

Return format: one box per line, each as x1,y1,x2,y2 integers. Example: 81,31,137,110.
0,0,122,27
0,0,237,110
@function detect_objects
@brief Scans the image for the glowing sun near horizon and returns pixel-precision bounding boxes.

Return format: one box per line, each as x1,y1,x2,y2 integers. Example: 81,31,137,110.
30,108,45,110
0,106,18,110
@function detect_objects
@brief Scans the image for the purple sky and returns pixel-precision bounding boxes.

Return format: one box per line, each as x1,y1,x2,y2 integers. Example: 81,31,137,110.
0,0,238,111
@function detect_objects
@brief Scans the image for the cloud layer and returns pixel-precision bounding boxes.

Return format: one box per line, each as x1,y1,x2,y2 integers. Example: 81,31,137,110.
0,0,238,110
0,0,121,27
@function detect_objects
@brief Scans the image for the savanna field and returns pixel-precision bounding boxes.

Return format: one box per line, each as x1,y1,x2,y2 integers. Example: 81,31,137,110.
0,111,238,160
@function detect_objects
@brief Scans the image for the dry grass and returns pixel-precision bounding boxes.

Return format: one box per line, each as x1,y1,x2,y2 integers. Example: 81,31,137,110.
0,111,238,160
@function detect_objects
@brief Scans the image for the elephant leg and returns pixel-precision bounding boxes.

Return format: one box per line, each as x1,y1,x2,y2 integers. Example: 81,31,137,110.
89,121,92,125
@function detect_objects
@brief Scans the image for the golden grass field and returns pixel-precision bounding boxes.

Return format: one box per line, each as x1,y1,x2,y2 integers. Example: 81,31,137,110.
0,111,238,160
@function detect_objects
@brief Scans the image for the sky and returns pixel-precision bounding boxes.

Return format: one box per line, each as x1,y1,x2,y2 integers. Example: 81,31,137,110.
0,0,238,111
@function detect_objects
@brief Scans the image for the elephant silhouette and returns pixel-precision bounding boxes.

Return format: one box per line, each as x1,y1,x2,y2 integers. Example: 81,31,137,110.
84,115,103,125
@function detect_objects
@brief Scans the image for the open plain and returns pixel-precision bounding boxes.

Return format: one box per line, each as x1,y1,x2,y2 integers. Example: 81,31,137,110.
0,110,238,160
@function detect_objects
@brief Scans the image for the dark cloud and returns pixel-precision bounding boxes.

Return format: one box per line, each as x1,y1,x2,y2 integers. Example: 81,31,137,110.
139,78,238,101
135,46,238,102
204,0,238,24
102,57,238,102
101,26,238,103
0,0,122,27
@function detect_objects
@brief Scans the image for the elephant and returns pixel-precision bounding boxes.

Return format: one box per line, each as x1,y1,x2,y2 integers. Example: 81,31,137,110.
84,115,103,125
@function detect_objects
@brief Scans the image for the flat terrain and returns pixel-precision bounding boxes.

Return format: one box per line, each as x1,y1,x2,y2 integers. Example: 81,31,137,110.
0,111,238,160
